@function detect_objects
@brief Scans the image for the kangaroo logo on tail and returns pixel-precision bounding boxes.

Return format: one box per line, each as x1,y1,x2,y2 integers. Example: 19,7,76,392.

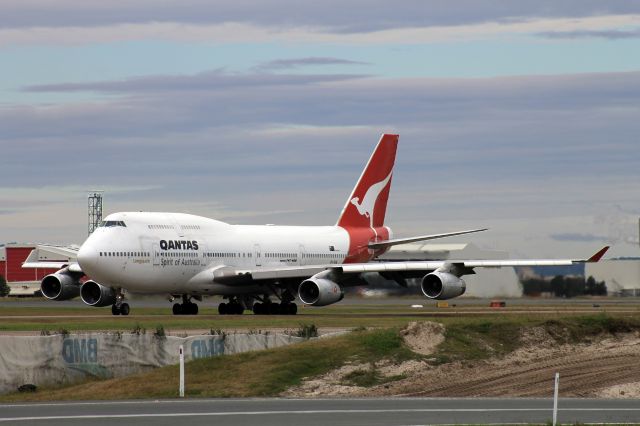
349,171,392,228
336,134,398,230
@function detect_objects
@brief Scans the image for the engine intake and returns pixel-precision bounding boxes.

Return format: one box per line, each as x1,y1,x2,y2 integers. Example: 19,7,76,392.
299,277,344,306
41,272,80,301
421,271,466,300
80,280,117,307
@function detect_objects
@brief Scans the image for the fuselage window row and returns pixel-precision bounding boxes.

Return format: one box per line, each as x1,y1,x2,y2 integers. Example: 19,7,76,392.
99,252,150,257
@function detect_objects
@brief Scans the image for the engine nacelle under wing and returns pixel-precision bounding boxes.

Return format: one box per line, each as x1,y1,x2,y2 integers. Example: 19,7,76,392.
80,280,117,307
421,271,466,300
41,272,81,301
298,277,344,307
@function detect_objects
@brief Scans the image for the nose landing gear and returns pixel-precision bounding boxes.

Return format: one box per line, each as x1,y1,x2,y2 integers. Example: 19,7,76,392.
111,289,130,315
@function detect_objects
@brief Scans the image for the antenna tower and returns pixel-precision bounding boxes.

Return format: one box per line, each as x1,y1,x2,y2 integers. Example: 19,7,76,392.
88,191,104,235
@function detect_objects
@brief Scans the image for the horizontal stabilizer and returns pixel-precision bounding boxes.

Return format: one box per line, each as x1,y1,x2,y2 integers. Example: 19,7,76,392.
368,228,488,249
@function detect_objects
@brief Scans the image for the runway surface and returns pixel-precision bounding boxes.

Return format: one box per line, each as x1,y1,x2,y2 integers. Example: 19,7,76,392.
0,295,640,311
2,398,640,425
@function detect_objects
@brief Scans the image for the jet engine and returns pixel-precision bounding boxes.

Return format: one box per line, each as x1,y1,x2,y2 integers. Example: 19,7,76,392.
420,271,466,300
80,280,117,307
41,272,81,301
298,277,344,306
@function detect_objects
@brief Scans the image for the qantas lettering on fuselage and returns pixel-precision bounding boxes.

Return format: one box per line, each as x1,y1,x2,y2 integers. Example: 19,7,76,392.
160,240,199,251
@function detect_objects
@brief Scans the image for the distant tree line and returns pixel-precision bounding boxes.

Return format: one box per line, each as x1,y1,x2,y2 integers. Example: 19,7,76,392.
521,275,607,297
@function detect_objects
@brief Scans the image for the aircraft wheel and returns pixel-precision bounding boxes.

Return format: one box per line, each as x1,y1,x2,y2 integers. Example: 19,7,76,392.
111,304,121,316
288,303,297,315
190,303,199,315
279,302,290,315
218,303,228,315
173,303,182,315
120,303,130,316
268,303,280,315
253,302,263,315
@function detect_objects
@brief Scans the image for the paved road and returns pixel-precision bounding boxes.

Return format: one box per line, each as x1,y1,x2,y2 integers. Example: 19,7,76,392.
2,398,640,425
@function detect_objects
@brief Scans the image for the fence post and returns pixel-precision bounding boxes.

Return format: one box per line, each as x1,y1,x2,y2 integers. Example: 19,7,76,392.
179,345,185,398
553,372,559,426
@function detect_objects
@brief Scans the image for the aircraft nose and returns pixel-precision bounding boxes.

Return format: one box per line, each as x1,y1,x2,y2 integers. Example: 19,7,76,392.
77,243,98,273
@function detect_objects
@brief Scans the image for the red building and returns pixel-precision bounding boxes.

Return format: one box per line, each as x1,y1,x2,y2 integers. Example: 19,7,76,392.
0,243,77,296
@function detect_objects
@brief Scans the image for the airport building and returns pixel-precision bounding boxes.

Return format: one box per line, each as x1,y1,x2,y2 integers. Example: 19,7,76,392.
379,242,522,298
586,259,640,297
0,243,77,296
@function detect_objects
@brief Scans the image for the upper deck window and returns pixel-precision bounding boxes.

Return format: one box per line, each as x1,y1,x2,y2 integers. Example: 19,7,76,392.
100,220,126,228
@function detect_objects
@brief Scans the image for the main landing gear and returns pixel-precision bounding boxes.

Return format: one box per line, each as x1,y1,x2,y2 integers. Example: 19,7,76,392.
250,290,298,315
218,299,244,315
111,289,130,315
253,301,297,315
172,295,199,315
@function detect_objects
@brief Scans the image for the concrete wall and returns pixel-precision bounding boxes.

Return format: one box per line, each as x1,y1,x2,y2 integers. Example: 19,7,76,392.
0,332,305,394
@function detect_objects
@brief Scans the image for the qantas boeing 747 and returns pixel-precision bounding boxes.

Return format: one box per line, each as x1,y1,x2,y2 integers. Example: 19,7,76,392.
26,134,608,315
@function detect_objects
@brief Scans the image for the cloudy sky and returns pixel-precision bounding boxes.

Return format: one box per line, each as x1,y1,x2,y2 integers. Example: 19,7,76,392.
2,1,640,258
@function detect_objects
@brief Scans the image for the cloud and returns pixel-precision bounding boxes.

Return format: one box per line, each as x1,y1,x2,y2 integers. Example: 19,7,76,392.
0,3,638,46
2,1,638,31
254,57,369,71
4,71,640,158
3,70,640,253
550,233,611,242
538,28,640,40
23,70,367,93
3,70,640,205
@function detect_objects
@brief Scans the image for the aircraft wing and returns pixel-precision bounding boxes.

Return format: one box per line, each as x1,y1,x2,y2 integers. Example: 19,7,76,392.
22,261,83,273
215,246,609,283
21,245,82,272
368,228,487,250
335,245,607,275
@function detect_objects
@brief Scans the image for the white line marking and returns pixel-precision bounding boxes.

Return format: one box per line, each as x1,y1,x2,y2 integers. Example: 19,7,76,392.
2,408,640,422
0,396,628,407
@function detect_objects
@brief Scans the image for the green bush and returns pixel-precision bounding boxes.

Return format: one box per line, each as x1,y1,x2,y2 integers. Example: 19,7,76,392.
295,323,318,339
153,326,166,340
0,275,10,297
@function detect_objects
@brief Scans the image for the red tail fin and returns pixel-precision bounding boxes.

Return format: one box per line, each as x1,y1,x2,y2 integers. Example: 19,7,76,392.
336,134,398,229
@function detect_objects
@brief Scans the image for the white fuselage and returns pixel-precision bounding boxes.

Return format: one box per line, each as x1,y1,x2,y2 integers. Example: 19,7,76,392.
77,212,375,296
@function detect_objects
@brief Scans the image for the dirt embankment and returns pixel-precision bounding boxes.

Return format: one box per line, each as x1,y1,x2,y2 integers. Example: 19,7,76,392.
285,321,640,398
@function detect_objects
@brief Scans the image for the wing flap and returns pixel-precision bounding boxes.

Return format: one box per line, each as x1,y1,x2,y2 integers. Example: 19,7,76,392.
250,266,326,280
368,228,487,249
22,262,71,269
340,261,444,273
463,259,574,268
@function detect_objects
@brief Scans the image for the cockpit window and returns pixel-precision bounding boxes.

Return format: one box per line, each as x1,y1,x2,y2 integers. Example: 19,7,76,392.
100,220,126,227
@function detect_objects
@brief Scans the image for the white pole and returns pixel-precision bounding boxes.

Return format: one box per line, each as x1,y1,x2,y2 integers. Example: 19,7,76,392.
179,345,185,398
553,372,559,426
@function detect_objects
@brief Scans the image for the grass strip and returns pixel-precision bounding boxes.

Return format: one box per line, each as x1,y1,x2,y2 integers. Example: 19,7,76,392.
3,314,640,401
